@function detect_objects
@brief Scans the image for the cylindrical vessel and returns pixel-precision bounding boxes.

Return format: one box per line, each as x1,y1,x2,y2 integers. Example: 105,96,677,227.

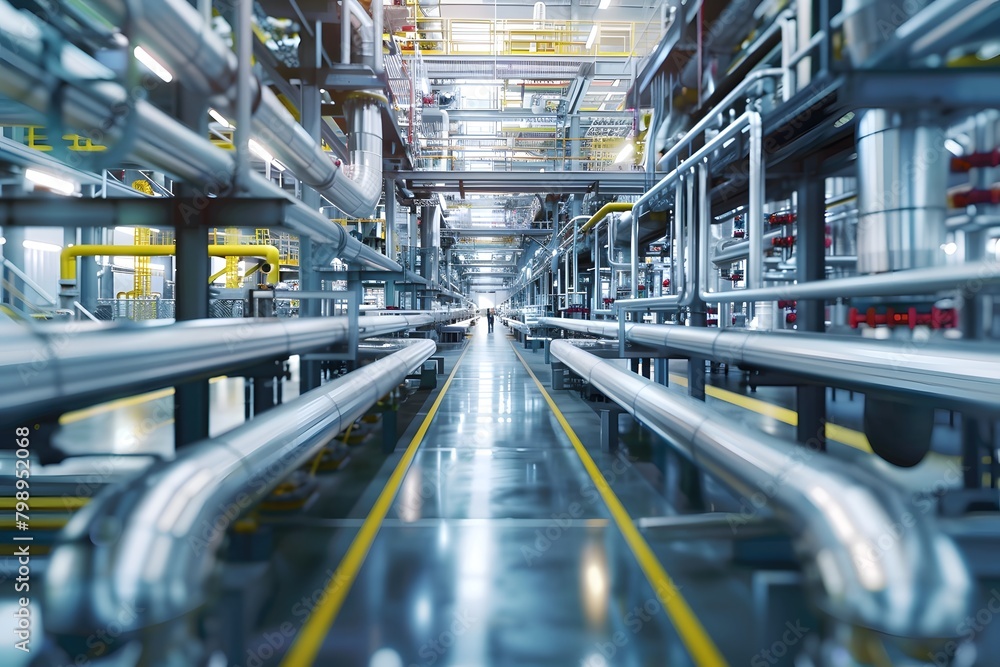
856,110,948,274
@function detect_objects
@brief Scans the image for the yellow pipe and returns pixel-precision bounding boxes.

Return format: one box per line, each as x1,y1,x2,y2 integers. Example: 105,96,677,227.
578,202,633,234
61,245,281,284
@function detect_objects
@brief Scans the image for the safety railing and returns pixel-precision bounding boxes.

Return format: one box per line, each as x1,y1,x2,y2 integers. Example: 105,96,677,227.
396,18,659,59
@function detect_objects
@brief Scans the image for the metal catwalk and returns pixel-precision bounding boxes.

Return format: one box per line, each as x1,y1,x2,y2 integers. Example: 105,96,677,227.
273,325,747,667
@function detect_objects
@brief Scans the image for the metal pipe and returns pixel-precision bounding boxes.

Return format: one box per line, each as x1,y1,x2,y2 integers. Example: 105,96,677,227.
340,0,352,64
60,245,281,284
578,202,633,235
0,314,437,427
234,0,252,191
77,0,386,218
747,111,764,289
655,68,784,171
43,341,436,646
637,111,753,219
0,3,396,270
549,339,971,639
538,317,1000,409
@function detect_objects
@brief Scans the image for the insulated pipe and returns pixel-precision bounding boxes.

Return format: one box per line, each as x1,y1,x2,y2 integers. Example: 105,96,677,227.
538,318,1000,409
60,245,281,285
77,0,385,218
549,339,971,640
0,316,438,427
248,173,400,272
43,341,436,649
0,3,397,269
0,1,233,186
747,111,764,289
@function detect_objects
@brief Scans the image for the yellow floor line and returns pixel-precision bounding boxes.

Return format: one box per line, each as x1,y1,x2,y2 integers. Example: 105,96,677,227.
281,348,470,667
668,373,872,453
0,497,89,510
513,344,728,667
60,376,229,424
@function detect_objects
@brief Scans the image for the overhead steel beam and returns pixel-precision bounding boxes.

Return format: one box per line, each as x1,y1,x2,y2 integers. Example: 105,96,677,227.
443,227,553,237
396,170,647,195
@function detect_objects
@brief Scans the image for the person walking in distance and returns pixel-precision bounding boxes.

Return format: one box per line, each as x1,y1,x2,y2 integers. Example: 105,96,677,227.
486,308,495,333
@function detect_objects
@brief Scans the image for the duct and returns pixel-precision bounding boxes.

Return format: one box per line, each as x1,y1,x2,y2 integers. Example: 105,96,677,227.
538,318,1000,409
0,314,441,427
856,111,948,274
43,340,436,649
549,339,971,640
78,0,385,218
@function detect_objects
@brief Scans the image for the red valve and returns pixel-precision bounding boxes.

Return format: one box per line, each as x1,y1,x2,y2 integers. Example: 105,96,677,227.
824,237,833,249
662,279,671,287
768,212,797,225
777,300,797,309
951,149,1000,172
771,236,796,248
785,312,797,324
950,188,1000,208
848,306,958,330
732,229,746,238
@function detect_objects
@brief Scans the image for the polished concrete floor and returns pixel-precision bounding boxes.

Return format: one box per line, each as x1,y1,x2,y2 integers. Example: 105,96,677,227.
263,325,760,667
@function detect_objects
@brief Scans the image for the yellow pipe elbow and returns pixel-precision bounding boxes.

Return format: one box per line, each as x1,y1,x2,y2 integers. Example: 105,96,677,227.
61,245,281,285
578,202,634,235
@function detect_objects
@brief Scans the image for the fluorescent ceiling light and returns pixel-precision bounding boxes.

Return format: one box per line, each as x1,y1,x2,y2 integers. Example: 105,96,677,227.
23,240,62,253
24,168,75,196
599,0,612,8
614,143,634,163
134,46,173,82
209,108,233,129
585,26,598,50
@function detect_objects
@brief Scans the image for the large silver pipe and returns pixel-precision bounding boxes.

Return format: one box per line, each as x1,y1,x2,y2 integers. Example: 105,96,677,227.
78,0,384,218
0,313,432,425
0,1,231,185
616,260,1000,306
856,110,948,274
0,2,397,269
549,340,971,640
538,317,1000,409
43,340,436,645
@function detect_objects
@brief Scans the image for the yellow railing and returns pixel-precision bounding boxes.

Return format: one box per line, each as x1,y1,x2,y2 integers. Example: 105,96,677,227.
395,18,658,59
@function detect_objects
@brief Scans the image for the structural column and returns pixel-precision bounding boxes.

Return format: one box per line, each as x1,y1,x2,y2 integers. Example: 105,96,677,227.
796,163,826,449
172,86,212,448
